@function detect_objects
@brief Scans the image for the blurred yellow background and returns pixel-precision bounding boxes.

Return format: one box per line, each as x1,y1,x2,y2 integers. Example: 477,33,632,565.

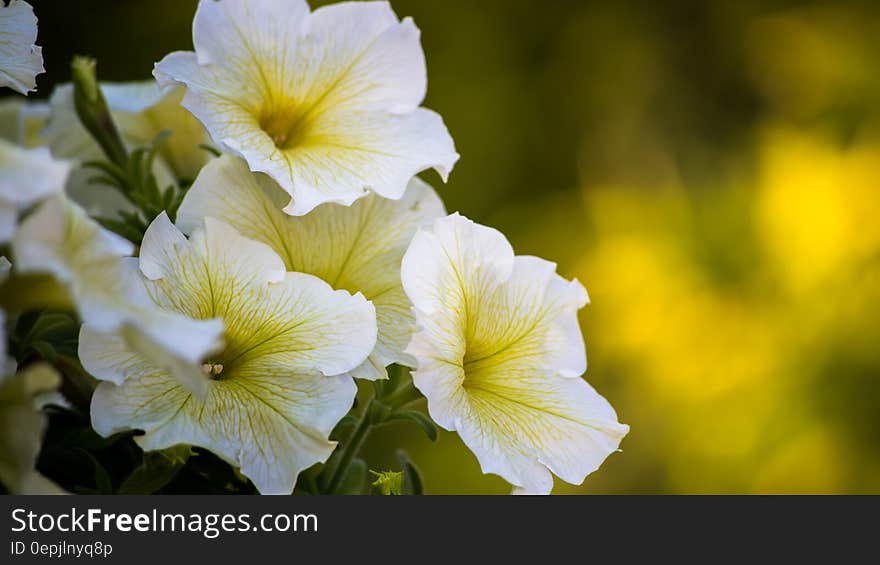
20,0,880,493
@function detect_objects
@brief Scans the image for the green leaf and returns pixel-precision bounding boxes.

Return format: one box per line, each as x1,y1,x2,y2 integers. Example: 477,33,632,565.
334,458,367,495
118,445,194,494
396,450,424,495
389,410,438,442
82,160,129,192
75,448,113,494
64,427,135,451
28,340,58,363
330,414,359,440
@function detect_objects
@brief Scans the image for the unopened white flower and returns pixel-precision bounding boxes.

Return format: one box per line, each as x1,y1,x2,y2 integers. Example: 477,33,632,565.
155,0,458,216
43,81,212,218
86,214,377,494
0,363,64,494
12,195,224,377
0,139,70,241
401,214,629,494
0,0,44,95
177,155,444,380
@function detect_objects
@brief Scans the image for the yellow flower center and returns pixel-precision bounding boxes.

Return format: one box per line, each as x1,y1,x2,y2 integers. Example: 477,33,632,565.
201,362,224,379
258,101,312,150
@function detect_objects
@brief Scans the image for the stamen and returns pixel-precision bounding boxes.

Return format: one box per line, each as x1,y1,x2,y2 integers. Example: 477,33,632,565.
201,362,224,378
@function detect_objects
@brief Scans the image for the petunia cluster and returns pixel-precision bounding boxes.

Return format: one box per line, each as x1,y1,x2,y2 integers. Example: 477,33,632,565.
0,0,627,495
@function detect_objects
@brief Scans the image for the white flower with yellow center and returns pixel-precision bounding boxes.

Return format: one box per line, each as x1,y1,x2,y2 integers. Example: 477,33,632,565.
0,139,69,241
85,213,377,494
401,214,629,494
12,195,224,382
0,0,44,95
176,155,444,380
155,0,458,216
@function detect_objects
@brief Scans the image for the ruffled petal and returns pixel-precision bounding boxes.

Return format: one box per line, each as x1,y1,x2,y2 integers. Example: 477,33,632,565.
177,155,442,379
155,0,457,215
402,214,628,493
0,0,44,95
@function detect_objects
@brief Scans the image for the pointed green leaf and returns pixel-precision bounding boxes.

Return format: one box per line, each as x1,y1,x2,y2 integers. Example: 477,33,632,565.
76,448,113,494
390,410,438,442
396,450,424,495
118,445,193,494
334,458,367,495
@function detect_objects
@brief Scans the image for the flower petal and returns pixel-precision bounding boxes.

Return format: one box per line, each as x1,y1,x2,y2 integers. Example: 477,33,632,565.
302,1,424,114
402,214,628,493
273,107,457,215
0,0,44,95
0,139,69,241
140,213,377,378
191,0,309,67
14,197,224,386
0,201,16,242
155,0,457,215
0,363,63,494
91,367,355,495
89,214,377,494
177,155,443,378
139,210,285,293
0,141,69,205
0,97,49,146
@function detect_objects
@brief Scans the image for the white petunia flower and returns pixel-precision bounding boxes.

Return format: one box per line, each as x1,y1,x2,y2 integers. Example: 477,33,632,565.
177,155,445,380
0,363,64,494
0,0,44,95
155,0,458,216
86,214,377,494
0,139,70,241
12,195,224,384
401,214,629,494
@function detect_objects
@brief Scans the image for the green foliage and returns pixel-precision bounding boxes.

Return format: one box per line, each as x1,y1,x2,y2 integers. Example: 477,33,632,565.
396,450,424,496
10,310,79,364
71,58,190,244
336,459,368,495
85,130,190,244
388,410,438,442
118,445,194,494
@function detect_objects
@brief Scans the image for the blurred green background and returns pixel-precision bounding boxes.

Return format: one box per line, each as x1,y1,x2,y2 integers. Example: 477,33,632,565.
21,0,880,493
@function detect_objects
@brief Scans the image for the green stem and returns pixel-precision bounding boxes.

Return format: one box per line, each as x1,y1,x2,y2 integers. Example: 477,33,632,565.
55,355,98,412
382,381,421,408
325,398,374,494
